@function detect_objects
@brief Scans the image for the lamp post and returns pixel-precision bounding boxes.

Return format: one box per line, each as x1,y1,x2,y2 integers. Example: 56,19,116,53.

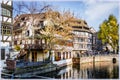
43,44,46,62
51,50,55,62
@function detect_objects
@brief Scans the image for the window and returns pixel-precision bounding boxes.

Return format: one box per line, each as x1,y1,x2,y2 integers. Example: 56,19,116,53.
55,52,61,61
85,32,88,36
78,38,85,42
87,44,91,49
26,30,29,36
1,49,5,60
1,26,11,35
78,21,81,24
14,40,17,45
2,8,11,17
84,21,87,25
88,33,92,37
74,37,78,42
80,32,84,36
79,44,83,48
74,44,79,49
21,17,25,21
39,21,44,28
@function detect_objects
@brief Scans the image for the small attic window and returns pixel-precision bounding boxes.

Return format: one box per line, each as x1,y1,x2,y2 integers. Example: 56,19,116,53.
84,21,87,25
21,17,25,21
39,21,43,27
17,23,20,27
78,21,81,24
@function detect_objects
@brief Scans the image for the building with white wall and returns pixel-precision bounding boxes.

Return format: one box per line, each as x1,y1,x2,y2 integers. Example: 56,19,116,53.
13,13,73,63
0,0,13,74
72,19,94,56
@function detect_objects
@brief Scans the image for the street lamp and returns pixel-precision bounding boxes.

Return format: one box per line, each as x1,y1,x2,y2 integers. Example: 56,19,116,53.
51,50,55,62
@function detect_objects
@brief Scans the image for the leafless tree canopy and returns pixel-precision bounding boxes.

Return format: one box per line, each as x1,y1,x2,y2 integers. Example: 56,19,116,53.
13,1,52,16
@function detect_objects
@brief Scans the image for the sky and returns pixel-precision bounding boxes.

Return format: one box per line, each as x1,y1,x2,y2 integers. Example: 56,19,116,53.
13,0,119,31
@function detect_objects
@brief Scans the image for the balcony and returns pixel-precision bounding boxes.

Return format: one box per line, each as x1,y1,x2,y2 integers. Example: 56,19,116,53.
24,44,44,50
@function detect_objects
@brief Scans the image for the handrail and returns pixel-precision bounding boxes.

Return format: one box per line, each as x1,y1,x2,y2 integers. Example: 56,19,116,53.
16,60,51,68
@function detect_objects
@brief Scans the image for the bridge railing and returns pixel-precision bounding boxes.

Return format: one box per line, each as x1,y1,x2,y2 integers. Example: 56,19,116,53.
16,60,51,68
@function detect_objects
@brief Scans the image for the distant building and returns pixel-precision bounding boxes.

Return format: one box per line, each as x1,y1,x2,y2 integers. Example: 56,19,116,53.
95,32,103,52
72,19,93,56
90,27,97,51
0,0,13,69
95,32,114,53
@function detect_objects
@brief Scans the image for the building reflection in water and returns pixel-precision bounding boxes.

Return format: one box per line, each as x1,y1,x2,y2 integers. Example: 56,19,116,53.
41,62,119,79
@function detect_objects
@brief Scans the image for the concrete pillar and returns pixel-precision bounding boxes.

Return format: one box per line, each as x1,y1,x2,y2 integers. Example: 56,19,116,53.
65,72,66,79
66,72,68,78
70,52,72,58
65,52,66,59
61,74,63,79
68,52,69,59
63,52,64,59
29,52,32,62
68,70,70,78
61,52,63,60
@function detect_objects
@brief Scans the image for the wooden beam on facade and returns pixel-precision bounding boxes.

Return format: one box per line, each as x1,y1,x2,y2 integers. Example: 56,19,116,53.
5,36,9,41
5,1,9,5
1,40,11,42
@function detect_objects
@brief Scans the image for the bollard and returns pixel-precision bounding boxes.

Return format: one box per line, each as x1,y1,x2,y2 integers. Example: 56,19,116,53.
112,58,116,63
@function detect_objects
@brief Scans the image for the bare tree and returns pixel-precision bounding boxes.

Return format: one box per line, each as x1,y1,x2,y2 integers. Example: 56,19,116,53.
40,9,76,60
13,1,52,15
13,1,53,60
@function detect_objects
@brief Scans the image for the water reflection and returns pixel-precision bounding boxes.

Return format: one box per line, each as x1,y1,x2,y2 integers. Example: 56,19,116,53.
40,62,119,79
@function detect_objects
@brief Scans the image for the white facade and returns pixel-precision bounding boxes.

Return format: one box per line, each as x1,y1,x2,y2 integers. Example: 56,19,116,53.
0,0,12,73
72,20,94,57
73,31,92,51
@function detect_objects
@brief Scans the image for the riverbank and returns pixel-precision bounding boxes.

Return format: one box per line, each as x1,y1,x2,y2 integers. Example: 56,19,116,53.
1,54,118,79
80,54,118,64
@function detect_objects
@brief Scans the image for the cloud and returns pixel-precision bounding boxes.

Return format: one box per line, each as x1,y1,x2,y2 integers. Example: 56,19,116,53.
80,0,119,31
83,1,119,21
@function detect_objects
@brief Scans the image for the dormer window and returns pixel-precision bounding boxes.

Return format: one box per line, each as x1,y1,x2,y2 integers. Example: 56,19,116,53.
17,23,20,27
78,21,81,24
39,21,44,28
21,17,25,21
84,21,87,25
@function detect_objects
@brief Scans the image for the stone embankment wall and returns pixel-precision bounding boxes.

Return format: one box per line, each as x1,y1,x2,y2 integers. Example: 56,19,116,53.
80,54,118,64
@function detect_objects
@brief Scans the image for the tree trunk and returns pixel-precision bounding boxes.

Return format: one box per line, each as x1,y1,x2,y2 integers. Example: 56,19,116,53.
48,50,52,61
43,52,44,62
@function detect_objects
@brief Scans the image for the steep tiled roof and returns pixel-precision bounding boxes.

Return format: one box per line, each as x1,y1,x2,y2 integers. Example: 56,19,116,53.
13,12,92,33
13,13,45,30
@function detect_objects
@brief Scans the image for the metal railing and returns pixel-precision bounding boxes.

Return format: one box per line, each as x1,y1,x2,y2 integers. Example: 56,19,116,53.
24,44,43,49
16,60,51,68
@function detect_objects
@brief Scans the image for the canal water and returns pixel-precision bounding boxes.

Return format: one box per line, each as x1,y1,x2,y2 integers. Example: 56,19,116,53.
39,62,119,79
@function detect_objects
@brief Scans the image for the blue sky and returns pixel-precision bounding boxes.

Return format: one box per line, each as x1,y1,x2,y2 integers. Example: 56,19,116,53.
13,0,119,31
